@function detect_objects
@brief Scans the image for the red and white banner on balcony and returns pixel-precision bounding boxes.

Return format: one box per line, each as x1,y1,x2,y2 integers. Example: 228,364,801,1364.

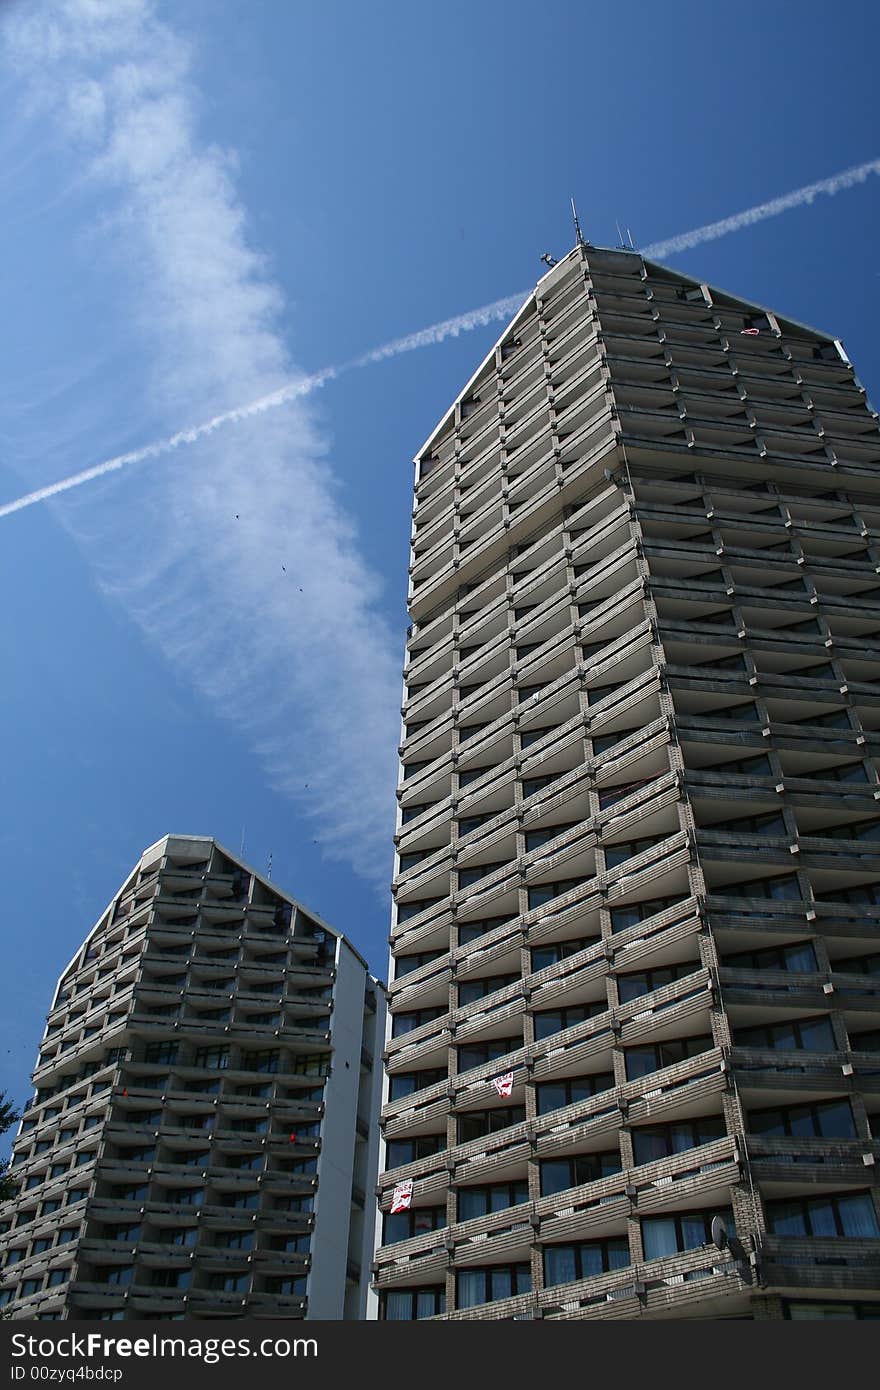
491,1072,514,1098
390,1179,414,1213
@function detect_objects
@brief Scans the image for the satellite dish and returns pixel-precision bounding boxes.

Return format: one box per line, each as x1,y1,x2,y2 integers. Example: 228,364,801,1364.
711,1215,729,1251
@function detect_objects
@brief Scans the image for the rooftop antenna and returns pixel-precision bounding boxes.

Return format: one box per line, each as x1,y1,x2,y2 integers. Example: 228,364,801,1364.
615,219,626,249
239,826,246,857
266,850,273,880
571,196,587,249
540,252,558,268
626,226,636,250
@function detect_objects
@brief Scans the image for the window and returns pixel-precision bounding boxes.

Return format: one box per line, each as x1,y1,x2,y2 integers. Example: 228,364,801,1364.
530,937,592,972
748,1098,856,1140
458,1181,529,1221
458,767,493,789
291,1053,331,1076
20,1279,43,1297
642,1206,734,1261
105,1224,141,1243
397,897,444,923
540,1150,622,1196
4,1248,26,1265
383,1204,447,1245
610,894,686,933
734,1015,835,1053
457,1107,526,1143
267,1276,307,1296
817,882,880,907
784,1301,880,1320
524,823,578,852
712,873,801,901
536,1073,614,1116
632,1116,726,1165
834,951,880,976
766,1191,879,1239
708,811,787,837
817,818,880,845
723,940,817,972
269,1234,310,1253
458,862,507,890
388,1068,446,1101
703,752,772,777
208,1272,249,1292
533,1002,606,1041
458,916,513,946
528,877,587,910
395,950,444,978
57,1228,78,1245
544,1237,629,1285
386,1134,445,1168
211,1234,251,1256
110,1184,149,1201
241,1049,280,1074
802,761,870,784
625,1034,714,1080
586,680,627,707
521,773,560,799
603,834,668,869
381,1286,445,1320
617,961,698,1003
519,726,558,750
457,1038,519,1071
149,1268,192,1289
105,1266,134,1286
31,1238,53,1255
167,1188,203,1206
220,1192,258,1210
456,1263,531,1309
592,728,640,756
456,812,495,836
194,1046,229,1070
48,1269,70,1287
458,974,518,1007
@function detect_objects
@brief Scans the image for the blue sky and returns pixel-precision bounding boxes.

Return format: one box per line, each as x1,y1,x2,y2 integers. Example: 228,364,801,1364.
0,0,878,1132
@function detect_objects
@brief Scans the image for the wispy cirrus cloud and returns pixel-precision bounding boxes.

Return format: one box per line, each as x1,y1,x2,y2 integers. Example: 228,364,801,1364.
5,0,402,886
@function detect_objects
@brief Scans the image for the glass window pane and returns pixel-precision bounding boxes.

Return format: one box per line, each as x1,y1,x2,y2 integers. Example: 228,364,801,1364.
642,1217,678,1260
457,1271,484,1309
680,1215,706,1250
608,1239,630,1270
458,1189,485,1221
416,1290,441,1319
578,1243,605,1278
544,1245,577,1287
632,1130,668,1164
799,1017,834,1051
817,1101,856,1138
768,1202,807,1237
491,1268,512,1301
541,1161,571,1197
807,1199,837,1238
837,1194,880,1238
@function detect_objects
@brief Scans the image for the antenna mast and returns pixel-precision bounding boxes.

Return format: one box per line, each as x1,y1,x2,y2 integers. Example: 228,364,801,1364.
571,197,586,250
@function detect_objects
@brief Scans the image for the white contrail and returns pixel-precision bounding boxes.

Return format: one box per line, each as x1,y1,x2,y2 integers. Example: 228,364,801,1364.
0,298,530,520
642,157,880,259
2,155,877,522
351,290,529,365
0,367,339,519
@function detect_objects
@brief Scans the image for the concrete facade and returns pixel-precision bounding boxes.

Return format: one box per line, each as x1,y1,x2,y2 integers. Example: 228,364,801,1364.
373,245,880,1320
0,834,384,1321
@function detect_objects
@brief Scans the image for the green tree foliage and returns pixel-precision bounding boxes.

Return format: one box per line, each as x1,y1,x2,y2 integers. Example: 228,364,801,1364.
1,1090,20,1203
